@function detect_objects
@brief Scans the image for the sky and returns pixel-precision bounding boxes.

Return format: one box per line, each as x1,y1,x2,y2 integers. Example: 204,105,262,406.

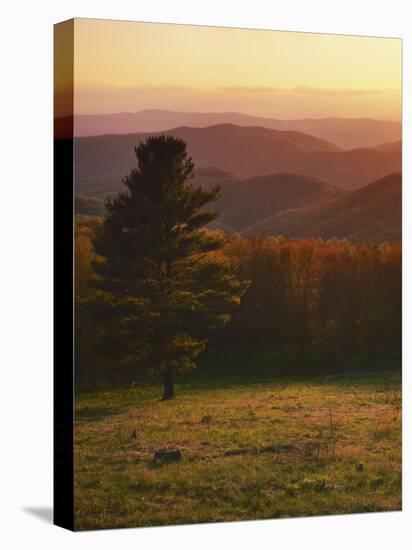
72,18,402,120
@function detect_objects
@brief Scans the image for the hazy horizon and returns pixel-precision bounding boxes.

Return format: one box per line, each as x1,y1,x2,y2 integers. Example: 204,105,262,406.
61,19,402,121
71,108,401,123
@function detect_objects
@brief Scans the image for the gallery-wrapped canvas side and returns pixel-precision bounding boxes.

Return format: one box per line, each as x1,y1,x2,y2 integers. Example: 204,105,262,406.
54,18,75,531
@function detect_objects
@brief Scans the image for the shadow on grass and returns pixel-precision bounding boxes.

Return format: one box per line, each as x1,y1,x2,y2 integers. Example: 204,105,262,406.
176,368,401,394
75,367,401,402
75,346,401,399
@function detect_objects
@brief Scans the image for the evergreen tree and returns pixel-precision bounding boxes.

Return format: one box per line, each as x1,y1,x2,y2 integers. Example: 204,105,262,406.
89,135,247,398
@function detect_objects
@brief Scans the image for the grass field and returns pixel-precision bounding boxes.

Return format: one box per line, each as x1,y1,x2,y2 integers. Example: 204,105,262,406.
74,370,401,530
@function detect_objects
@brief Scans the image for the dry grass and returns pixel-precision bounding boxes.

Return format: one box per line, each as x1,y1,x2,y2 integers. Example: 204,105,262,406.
74,371,401,530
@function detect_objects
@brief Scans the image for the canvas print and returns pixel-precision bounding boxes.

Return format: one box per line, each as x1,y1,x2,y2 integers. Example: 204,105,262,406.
54,18,402,530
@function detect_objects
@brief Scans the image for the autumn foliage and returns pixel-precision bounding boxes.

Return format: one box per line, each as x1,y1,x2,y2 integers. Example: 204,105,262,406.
76,216,400,388
222,236,401,370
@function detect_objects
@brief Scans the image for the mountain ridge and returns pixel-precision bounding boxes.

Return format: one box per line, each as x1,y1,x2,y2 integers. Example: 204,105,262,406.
75,123,401,191
64,109,401,149
243,173,401,241
210,173,344,232
75,169,401,242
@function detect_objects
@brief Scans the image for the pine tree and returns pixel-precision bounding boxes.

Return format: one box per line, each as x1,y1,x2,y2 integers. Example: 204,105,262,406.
89,135,247,399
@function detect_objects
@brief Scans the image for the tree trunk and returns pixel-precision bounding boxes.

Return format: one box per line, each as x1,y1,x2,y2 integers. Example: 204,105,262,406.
162,365,175,400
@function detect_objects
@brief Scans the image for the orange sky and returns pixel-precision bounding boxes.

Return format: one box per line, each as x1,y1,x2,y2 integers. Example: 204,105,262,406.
72,19,402,120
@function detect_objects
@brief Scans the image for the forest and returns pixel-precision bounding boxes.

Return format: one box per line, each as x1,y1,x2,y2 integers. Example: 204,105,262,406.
75,215,401,389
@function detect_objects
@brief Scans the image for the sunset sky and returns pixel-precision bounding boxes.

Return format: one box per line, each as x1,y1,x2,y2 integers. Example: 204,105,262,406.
72,18,402,120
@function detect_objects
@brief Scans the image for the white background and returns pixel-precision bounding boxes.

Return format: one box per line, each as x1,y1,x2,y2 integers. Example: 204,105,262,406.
0,0,410,548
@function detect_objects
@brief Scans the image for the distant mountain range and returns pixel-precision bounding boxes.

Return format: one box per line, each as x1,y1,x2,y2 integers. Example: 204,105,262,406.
373,140,402,152
242,173,401,241
70,117,402,242
75,123,401,191
63,109,401,150
76,169,401,242
208,173,344,233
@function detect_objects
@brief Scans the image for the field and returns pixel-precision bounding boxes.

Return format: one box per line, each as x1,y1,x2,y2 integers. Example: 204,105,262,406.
74,369,401,530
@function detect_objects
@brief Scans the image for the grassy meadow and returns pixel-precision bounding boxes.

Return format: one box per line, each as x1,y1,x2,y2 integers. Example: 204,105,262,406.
74,368,401,530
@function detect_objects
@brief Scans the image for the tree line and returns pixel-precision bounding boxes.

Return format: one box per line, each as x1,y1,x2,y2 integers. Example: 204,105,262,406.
220,236,401,369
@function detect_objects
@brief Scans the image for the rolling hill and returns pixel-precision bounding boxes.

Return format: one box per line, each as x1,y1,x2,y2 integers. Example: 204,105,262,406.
75,124,401,192
75,195,105,216
75,170,401,242
243,173,401,241
65,109,402,149
76,164,244,198
374,140,402,152
210,173,344,232
76,171,345,234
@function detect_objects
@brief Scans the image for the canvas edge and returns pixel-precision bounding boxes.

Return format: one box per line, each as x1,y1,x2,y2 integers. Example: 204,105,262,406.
53,18,75,532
